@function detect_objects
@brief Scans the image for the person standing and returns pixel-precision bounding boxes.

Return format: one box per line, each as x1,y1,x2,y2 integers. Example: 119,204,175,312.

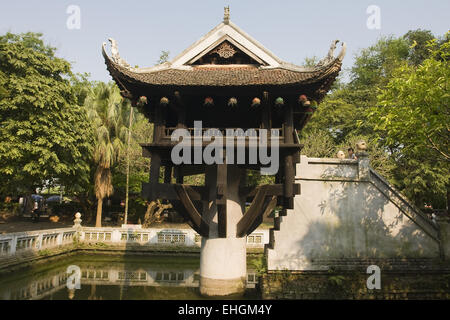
347,147,357,160
32,200,39,223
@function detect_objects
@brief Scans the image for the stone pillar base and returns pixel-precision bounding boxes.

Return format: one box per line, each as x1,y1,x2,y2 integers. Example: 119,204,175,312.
199,237,247,296
199,276,246,296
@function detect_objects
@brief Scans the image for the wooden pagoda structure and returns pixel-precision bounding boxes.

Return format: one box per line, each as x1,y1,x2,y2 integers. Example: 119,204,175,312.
103,8,345,295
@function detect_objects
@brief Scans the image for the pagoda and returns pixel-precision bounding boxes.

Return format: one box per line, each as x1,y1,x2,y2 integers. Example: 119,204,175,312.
102,7,345,296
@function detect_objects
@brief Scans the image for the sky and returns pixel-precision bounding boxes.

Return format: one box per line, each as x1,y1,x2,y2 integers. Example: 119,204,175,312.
1,1,449,82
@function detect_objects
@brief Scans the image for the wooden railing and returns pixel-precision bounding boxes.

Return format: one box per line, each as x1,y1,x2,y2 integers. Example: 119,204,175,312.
163,127,284,139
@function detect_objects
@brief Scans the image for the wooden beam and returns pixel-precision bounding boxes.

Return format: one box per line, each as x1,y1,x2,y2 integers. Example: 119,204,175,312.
236,185,268,238
180,165,205,177
174,184,209,237
240,184,283,199
246,195,277,236
142,183,206,201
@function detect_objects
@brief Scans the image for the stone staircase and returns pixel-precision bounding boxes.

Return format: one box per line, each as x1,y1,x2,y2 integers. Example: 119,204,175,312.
369,169,439,242
265,156,443,270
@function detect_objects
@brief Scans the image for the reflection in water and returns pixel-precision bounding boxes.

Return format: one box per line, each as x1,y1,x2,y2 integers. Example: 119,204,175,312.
0,254,260,300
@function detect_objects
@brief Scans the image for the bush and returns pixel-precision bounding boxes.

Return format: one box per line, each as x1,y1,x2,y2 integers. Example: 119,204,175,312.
0,202,20,215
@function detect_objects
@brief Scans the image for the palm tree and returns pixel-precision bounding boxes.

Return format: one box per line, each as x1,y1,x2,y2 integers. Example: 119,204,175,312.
86,82,128,227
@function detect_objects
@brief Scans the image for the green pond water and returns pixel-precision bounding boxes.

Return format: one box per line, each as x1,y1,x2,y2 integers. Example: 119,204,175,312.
0,254,262,300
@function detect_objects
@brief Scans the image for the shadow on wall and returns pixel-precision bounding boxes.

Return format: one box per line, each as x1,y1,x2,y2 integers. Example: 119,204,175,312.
295,165,440,263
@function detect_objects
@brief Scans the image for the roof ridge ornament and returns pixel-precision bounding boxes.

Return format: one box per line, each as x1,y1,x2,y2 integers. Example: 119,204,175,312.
224,6,230,24
317,40,346,67
107,38,132,69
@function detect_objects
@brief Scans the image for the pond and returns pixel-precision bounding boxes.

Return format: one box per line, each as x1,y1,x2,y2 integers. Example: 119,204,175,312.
0,253,262,300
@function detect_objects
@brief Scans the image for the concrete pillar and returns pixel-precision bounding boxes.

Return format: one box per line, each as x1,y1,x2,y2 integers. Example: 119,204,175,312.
73,212,82,228
436,216,450,261
356,140,370,181
73,212,82,242
200,165,247,296
357,152,370,181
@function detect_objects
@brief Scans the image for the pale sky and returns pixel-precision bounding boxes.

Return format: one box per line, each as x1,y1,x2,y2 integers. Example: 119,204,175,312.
1,1,449,82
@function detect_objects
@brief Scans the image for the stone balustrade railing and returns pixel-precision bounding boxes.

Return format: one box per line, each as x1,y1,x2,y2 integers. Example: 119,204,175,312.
0,215,269,257
0,228,77,256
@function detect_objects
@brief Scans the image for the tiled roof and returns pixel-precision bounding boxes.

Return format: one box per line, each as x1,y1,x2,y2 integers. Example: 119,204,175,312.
104,57,342,88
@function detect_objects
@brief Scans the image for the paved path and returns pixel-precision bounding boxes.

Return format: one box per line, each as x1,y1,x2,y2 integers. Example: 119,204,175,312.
0,220,72,234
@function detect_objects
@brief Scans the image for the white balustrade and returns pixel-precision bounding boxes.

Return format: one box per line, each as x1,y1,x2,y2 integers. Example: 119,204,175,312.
0,214,269,259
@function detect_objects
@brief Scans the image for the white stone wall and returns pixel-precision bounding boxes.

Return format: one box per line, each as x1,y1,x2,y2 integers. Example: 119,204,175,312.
267,155,441,271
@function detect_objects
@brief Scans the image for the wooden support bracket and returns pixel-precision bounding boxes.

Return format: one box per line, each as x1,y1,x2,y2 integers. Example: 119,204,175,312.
174,184,209,237
236,185,269,238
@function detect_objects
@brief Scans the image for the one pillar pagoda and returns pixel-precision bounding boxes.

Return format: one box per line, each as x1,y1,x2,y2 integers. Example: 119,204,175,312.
102,8,345,296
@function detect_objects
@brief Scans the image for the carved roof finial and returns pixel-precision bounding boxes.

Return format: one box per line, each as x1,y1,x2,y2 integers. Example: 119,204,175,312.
224,6,230,24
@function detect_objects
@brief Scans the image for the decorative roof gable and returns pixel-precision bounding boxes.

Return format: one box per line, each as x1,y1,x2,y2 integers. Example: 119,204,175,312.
170,19,283,68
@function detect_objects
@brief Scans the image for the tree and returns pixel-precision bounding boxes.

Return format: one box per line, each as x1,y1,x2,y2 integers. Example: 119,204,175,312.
0,32,93,198
157,50,170,65
299,29,446,208
403,29,435,66
299,128,335,158
114,96,153,224
85,82,128,227
368,36,450,207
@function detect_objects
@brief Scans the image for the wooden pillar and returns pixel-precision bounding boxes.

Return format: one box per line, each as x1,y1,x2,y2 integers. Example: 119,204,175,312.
164,166,172,184
261,91,270,130
284,100,295,209
284,154,294,209
148,153,161,201
284,100,294,144
174,91,187,129
175,166,184,184
153,103,164,142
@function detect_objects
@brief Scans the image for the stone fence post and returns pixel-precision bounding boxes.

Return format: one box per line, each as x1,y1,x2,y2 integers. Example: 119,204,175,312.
73,212,82,228
73,212,82,241
356,140,370,181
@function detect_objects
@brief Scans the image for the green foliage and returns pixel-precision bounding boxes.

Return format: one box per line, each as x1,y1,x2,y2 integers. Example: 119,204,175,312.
299,128,335,158
328,275,346,287
0,32,93,194
403,29,435,66
156,50,170,65
113,102,152,195
301,29,448,208
246,171,275,187
38,249,52,256
350,36,410,92
368,35,450,207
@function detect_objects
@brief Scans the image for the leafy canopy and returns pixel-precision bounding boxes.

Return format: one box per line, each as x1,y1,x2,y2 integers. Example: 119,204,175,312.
0,32,93,193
